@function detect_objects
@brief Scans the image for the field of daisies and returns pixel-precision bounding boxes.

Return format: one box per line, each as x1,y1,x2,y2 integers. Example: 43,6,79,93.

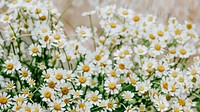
1,0,200,112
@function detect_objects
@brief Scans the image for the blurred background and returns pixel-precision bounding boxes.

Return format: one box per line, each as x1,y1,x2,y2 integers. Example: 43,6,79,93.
53,0,200,33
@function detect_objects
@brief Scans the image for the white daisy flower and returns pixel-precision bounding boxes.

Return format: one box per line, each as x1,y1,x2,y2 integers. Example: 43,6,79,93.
29,44,41,56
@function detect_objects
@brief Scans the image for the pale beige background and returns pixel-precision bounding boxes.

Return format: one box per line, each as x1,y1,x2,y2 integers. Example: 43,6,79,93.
53,0,200,33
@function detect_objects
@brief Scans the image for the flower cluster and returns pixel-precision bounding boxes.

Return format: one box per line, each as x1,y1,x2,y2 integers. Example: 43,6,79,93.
0,1,200,112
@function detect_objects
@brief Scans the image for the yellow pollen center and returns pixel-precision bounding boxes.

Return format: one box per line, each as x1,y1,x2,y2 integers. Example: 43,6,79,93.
110,70,116,77
80,30,86,35
79,76,87,83
122,11,129,15
191,69,197,75
22,71,28,77
178,99,186,106
56,73,63,80
157,30,164,37
61,87,69,95
154,44,161,50
110,22,116,28
149,34,155,40
138,49,144,53
162,82,168,89
187,24,192,29
175,29,182,35
48,81,56,88
6,63,14,70
158,104,165,110
0,96,8,104
32,47,38,53
138,86,144,91
108,82,116,90
44,91,51,98
107,101,113,108
91,94,98,102
132,15,140,22
170,49,176,54
178,77,184,82
157,65,165,72
54,103,61,110
54,34,61,40
95,55,101,61
172,71,178,78
130,78,137,85
179,49,186,55
118,63,125,70
82,64,90,72
147,62,153,68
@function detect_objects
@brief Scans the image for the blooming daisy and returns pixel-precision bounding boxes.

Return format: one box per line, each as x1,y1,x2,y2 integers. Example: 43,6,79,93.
104,77,121,94
0,92,12,110
29,44,42,56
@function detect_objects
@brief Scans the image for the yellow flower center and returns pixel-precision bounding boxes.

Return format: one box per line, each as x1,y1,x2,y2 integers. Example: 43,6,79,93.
4,15,9,21
162,82,168,89
95,54,101,61
22,71,28,77
110,70,116,77
61,87,69,95
44,35,49,42
157,30,164,37
16,97,24,104
54,54,60,59
64,98,69,104
122,10,129,15
169,49,176,54
110,22,116,28
158,104,165,110
32,47,38,53
44,91,51,98
23,89,29,94
130,78,137,85
35,8,41,14
175,29,182,35
149,34,155,40
39,15,46,21
56,73,63,80
48,81,56,88
172,71,178,78
16,105,22,110
79,76,87,83
138,86,144,91
25,107,31,112
107,101,113,108
44,74,50,79
191,69,197,75
80,30,86,35
54,34,61,40
187,24,192,29
66,56,71,61
118,63,125,70
178,99,186,106
91,94,98,102
108,82,116,90
174,107,179,112
154,44,161,50
82,65,90,72
0,96,8,104
54,103,61,110
148,17,153,22
6,63,14,70
171,86,176,92
146,63,152,69
122,27,127,32
79,103,85,109
138,49,144,54
157,65,165,72
132,15,140,22
70,110,76,112
178,77,184,82
179,49,186,55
